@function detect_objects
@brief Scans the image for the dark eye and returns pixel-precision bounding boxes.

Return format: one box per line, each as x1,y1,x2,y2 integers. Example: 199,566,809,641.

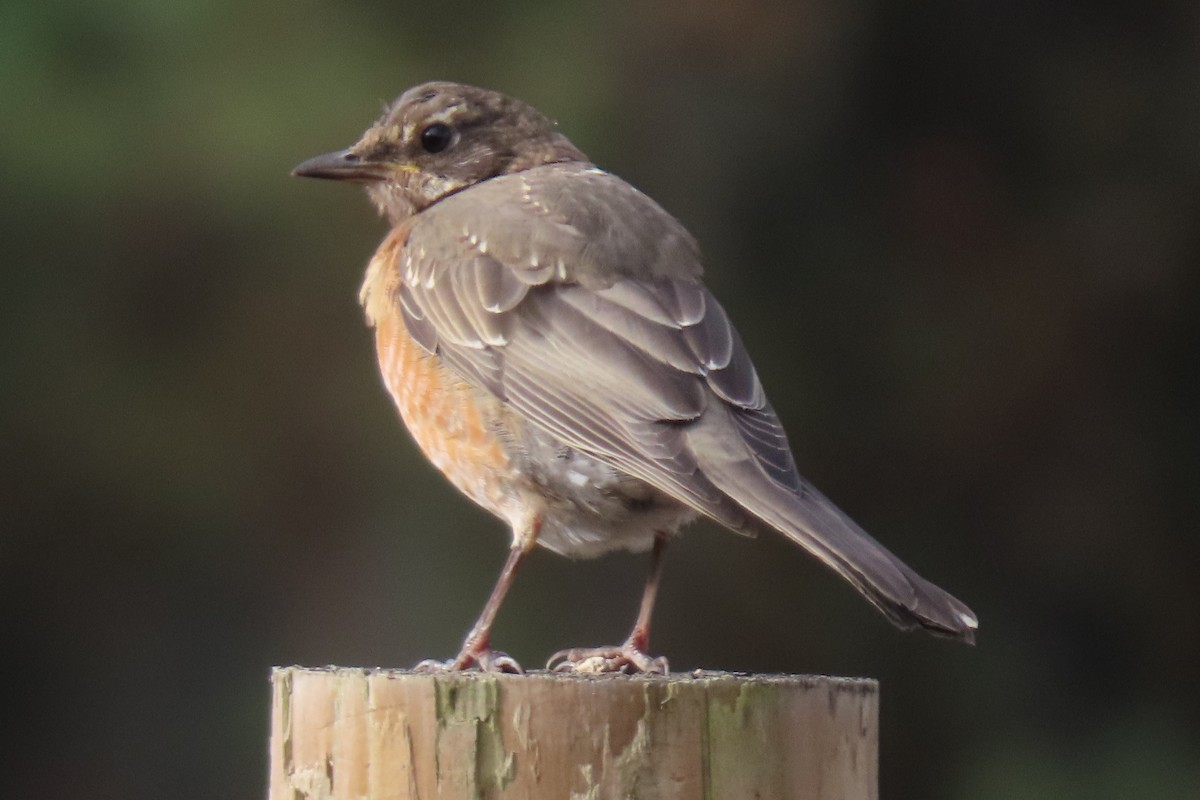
420,123,454,154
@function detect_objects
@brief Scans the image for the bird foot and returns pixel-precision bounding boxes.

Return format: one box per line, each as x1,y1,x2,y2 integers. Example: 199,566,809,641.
547,644,668,675
414,647,523,674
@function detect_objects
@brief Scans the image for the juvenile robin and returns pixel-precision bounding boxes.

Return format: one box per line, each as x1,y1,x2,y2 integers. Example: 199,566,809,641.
294,81,978,673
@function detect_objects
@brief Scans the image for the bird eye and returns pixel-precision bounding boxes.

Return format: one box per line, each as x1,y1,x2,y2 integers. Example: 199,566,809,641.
420,123,454,153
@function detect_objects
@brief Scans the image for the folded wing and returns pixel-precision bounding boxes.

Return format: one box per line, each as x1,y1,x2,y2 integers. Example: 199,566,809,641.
396,164,978,641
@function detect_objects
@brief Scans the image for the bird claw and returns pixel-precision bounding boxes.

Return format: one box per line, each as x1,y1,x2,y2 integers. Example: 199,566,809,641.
413,649,523,674
547,645,669,675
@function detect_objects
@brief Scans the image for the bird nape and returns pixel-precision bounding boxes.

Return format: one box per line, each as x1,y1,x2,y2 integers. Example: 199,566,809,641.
294,80,978,674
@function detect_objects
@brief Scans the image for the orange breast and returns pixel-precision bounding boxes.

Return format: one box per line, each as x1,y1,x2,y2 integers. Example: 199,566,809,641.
365,229,519,521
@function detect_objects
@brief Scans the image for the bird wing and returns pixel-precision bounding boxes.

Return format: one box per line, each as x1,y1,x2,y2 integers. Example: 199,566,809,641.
396,163,977,640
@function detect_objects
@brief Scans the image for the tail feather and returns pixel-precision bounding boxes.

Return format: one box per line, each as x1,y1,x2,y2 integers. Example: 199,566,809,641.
689,411,979,642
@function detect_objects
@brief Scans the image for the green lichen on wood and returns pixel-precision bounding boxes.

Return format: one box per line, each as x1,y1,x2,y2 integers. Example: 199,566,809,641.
276,668,294,778
701,679,782,798
610,716,654,794
433,675,516,797
708,677,775,735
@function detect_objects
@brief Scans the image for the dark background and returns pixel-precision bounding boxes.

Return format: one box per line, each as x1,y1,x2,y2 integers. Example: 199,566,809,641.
3,1,1198,797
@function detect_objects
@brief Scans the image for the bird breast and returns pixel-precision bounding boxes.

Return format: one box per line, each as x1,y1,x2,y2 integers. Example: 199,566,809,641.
366,233,694,558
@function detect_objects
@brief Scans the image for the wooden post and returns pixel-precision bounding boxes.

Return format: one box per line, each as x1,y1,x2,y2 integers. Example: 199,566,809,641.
269,666,878,800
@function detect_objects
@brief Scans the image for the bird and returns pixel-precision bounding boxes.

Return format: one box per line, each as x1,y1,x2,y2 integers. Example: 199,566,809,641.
293,81,978,673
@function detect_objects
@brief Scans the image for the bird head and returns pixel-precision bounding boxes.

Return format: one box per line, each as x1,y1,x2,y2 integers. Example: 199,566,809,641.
293,81,589,223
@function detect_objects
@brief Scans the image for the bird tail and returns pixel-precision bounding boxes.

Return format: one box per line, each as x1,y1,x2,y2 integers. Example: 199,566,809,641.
690,414,979,642
777,484,978,642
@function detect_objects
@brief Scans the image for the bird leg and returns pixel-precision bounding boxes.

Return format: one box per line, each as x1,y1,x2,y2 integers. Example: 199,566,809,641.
549,533,670,675
416,527,537,673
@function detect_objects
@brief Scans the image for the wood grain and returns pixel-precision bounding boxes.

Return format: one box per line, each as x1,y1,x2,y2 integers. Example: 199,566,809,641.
269,666,878,800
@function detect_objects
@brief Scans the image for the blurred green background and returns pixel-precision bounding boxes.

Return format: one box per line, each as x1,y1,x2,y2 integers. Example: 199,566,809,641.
3,0,1198,797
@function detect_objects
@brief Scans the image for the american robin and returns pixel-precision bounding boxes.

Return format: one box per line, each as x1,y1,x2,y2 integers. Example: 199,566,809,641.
294,81,978,673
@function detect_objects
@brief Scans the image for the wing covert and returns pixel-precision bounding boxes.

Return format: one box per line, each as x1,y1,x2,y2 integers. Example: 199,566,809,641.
395,165,795,529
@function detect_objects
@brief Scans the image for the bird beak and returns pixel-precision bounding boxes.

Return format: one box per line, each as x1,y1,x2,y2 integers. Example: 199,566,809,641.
292,148,395,182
